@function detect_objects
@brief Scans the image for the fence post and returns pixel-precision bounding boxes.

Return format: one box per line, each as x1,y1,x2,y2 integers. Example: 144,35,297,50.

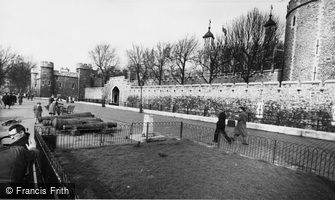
180,121,183,140
100,124,107,146
272,140,277,164
146,122,149,141
217,132,221,148
130,123,133,142
316,118,320,131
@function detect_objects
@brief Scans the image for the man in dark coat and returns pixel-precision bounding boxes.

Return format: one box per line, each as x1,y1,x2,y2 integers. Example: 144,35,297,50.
10,93,17,105
214,111,232,144
2,93,11,109
0,124,38,183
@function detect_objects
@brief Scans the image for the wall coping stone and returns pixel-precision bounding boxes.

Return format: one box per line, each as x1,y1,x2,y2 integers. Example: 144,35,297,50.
300,80,322,85
263,81,279,86
235,83,247,86
281,81,299,85
211,83,221,87
221,83,234,86
248,82,263,86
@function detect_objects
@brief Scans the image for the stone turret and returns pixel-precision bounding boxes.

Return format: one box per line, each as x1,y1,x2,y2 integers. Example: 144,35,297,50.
76,63,93,99
39,61,55,97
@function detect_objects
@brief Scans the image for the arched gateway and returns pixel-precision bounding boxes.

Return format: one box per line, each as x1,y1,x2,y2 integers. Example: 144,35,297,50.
112,87,120,105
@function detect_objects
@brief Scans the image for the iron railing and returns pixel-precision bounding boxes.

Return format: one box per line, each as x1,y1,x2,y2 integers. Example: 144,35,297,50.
35,121,335,182
34,131,77,199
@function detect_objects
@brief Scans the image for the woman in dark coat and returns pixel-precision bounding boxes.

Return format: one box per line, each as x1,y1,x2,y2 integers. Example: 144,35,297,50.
233,106,249,145
214,111,232,144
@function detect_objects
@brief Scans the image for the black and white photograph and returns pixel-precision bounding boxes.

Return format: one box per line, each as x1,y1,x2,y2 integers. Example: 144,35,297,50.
0,0,335,199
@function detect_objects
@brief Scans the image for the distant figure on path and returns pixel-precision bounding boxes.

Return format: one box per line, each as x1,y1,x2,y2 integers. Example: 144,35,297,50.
213,111,232,144
49,101,56,115
33,102,43,123
18,93,23,105
232,107,249,145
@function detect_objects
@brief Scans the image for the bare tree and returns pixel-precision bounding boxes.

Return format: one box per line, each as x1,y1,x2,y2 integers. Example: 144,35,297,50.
89,44,120,86
226,8,283,83
143,47,155,83
0,46,17,86
126,44,148,86
7,56,35,92
170,36,198,85
149,42,171,85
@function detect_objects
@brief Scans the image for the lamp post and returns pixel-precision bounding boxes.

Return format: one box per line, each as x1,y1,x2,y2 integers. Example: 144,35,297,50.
139,80,143,113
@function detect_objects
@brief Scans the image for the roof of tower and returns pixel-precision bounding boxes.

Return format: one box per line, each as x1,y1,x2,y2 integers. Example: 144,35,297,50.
264,6,276,28
203,27,214,39
203,20,214,39
264,15,276,27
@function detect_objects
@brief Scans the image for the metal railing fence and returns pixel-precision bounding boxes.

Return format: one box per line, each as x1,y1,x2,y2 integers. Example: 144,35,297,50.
34,131,77,199
35,121,335,182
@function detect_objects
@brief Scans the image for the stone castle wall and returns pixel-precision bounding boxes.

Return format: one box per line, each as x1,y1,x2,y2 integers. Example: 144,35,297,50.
85,76,335,116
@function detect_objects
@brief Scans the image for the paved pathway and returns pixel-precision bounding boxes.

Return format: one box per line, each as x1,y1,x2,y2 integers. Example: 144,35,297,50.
1,98,335,152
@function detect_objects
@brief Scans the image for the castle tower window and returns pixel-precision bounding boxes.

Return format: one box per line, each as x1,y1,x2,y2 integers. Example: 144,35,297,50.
72,83,75,89
292,16,296,26
316,40,319,54
59,82,62,87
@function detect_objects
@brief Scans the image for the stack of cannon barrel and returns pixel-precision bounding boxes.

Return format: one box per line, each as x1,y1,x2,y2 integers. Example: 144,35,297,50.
37,112,117,135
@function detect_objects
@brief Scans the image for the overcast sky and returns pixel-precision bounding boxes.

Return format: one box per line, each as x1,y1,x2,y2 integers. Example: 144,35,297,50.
0,0,289,71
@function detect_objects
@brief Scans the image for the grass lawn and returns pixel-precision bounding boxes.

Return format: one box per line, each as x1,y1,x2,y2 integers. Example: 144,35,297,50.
56,138,335,199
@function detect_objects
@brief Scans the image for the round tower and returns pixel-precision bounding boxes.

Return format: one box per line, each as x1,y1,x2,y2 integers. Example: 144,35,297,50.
283,0,335,82
30,66,39,96
39,61,55,97
76,63,93,99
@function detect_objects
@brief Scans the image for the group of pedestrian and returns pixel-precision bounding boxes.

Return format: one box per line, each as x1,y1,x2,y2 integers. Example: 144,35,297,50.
48,95,62,116
214,106,249,145
27,93,34,101
1,93,18,109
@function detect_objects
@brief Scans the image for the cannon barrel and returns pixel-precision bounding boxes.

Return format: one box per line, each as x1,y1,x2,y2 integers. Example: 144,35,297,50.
52,117,103,130
38,112,94,122
63,122,117,130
